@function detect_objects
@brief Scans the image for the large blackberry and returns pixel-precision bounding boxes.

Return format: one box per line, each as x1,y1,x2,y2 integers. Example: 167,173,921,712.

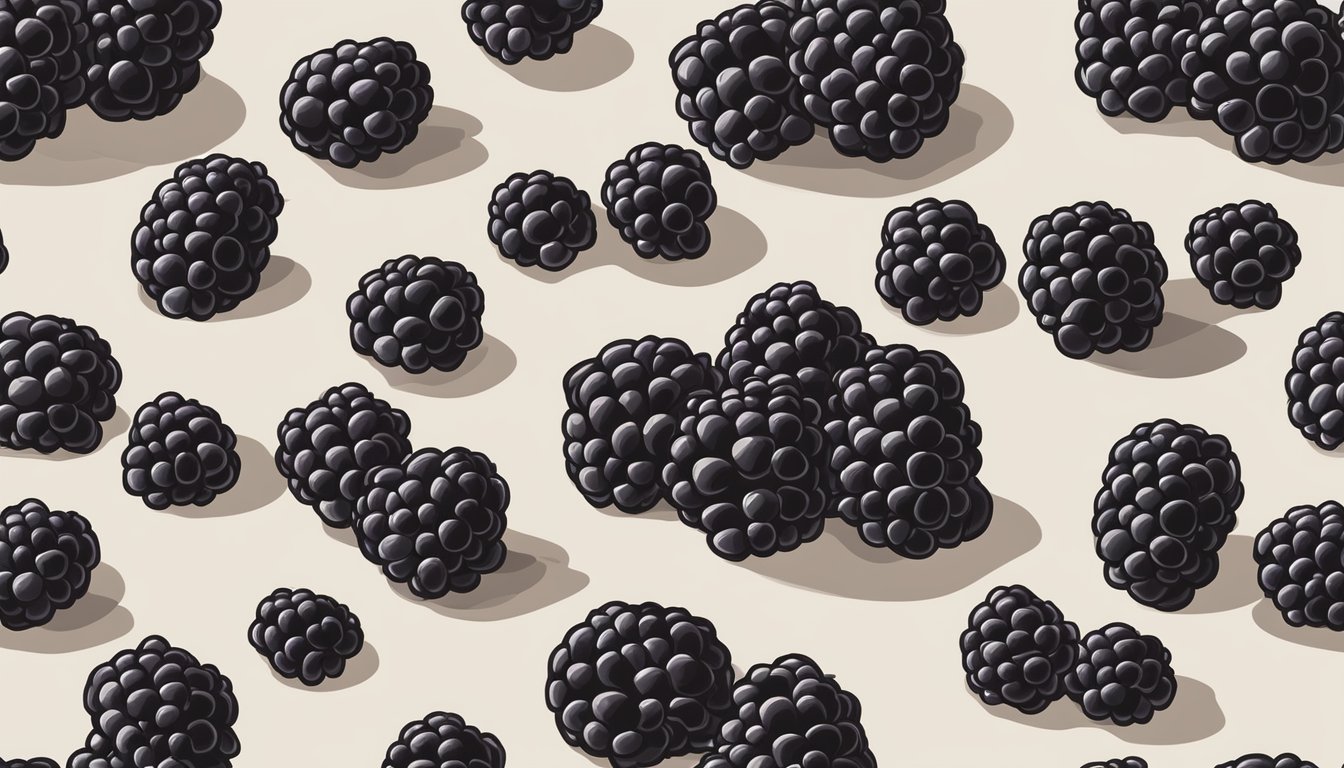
0,311,122,454
132,154,285,321
82,0,219,121
1253,501,1344,630
1074,0,1204,121
383,711,505,768
1286,311,1344,450
697,654,875,768
875,198,1007,326
1186,200,1299,310
487,170,596,272
960,584,1080,715
0,498,99,631
354,447,509,599
462,0,602,64
1217,756,1320,768
788,0,964,161
544,600,735,768
279,38,434,168
1019,201,1168,359
0,0,87,160
275,382,412,528
121,392,240,510
1084,760,1148,768
1065,623,1177,725
248,587,364,687
1094,419,1243,611
602,142,717,261
347,255,485,374
562,336,721,514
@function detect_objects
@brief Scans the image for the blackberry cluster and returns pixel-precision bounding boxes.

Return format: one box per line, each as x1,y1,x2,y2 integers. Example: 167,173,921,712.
1019,201,1168,359
462,0,602,64
132,154,285,321
1065,623,1177,726
544,600,735,768
353,447,509,598
960,584,1080,715
280,38,434,168
275,382,412,528
602,142,717,261
83,0,220,121
1083,760,1149,768
3,760,58,768
1253,501,1344,630
1093,419,1243,611
0,311,122,454
875,198,1007,325
1285,311,1344,450
383,712,506,768
1073,0,1204,122
1186,200,1300,310
487,170,596,272
0,0,87,160
346,255,485,374
121,392,240,510
1217,756,1321,768
0,498,100,630
248,587,364,686
562,336,721,513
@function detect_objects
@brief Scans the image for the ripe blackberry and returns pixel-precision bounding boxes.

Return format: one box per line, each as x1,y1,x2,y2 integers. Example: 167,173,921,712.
132,154,285,321
0,230,8,273
462,0,602,64
487,170,596,272
788,0,965,161
1065,623,1177,726
0,498,99,631
875,198,1007,325
346,255,485,374
670,2,813,168
1084,760,1148,768
383,711,505,768
1253,501,1344,630
275,382,412,528
1180,0,1344,164
354,447,509,599
697,654,875,768
602,142,717,261
1186,200,1299,310
280,38,433,169
121,392,240,511
960,584,1080,715
82,0,219,121
0,311,122,454
1019,201,1168,359
0,0,87,160
248,587,364,686
1285,311,1344,450
1217,756,1320,768
544,600,734,768
1074,0,1204,122
3,760,58,768
562,336,721,514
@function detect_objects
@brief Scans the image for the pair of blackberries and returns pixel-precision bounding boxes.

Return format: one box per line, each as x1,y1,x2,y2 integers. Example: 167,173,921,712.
462,0,602,63
248,587,364,686
120,392,240,511
0,498,100,630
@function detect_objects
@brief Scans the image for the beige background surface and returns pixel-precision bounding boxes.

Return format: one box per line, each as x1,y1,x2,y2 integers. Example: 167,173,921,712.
1,0,1342,765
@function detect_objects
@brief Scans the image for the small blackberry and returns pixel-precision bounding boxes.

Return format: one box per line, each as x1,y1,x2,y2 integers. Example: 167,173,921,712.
602,142,717,261
347,255,485,374
544,600,735,768
132,154,285,321
3,760,58,768
280,38,434,168
960,584,1080,715
83,0,220,121
1285,311,1344,450
1253,501,1344,631
1083,760,1148,768
487,170,596,272
875,198,1007,325
0,498,99,631
462,0,602,64
121,392,240,510
0,230,8,273
1186,200,1299,310
1065,623,1177,726
1074,0,1204,121
0,0,87,160
383,711,505,768
1217,756,1320,768
248,587,364,686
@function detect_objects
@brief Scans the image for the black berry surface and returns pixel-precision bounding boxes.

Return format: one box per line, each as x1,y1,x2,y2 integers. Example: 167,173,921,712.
121,392,240,510
347,255,485,374
487,170,596,271
0,230,8,273
462,0,602,64
1254,500,1344,630
1216,756,1320,768
1285,311,1344,450
383,711,506,768
1074,0,1204,121
960,584,1080,715
0,0,87,160
602,142,717,260
1186,200,1299,309
1066,623,1177,725
876,198,1006,325
3,760,58,768
0,498,99,631
1083,760,1149,768
248,587,364,686
83,0,220,121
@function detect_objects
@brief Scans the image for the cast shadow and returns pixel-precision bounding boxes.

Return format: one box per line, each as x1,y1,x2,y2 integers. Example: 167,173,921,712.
1252,600,1344,652
0,406,129,462
166,436,285,518
488,26,634,91
322,522,359,547
1161,277,1262,326
317,106,488,190
1312,444,1344,459
738,495,1040,601
742,85,1013,197
598,500,681,522
887,283,1021,336
135,256,311,321
0,563,133,653
1182,535,1261,614
268,641,381,692
1087,313,1246,379
0,73,246,186
371,334,517,398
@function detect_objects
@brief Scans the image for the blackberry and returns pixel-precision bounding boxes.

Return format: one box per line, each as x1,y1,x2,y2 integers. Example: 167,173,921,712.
121,392,240,511
1019,201,1168,359
353,447,509,599
462,0,602,64
1083,760,1148,768
827,344,991,558
132,154,285,321
1217,756,1320,768
562,336,721,514
487,170,596,272
275,382,412,528
71,635,239,768
788,0,965,161
1285,311,1344,450
3,760,58,768
248,587,364,687
0,311,122,454
602,142,717,261
544,600,735,768
0,230,8,273
1074,0,1204,122
875,198,1007,326
83,0,219,121
1180,0,1344,164
670,2,813,168
1186,200,1299,310
346,255,485,374
697,654,875,768
383,712,505,768
0,498,99,631
1065,623,1177,726
1253,501,1344,630
279,38,434,169
0,0,87,160
960,584,1080,715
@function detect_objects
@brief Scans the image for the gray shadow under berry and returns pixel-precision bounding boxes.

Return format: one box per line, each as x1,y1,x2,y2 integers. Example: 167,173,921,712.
370,334,517,398
0,563,133,653
1086,313,1246,379
162,436,286,518
136,256,311,322
267,641,380,692
0,407,129,462
486,25,634,92
315,107,488,190
1180,534,1261,615
1252,600,1344,652
1161,278,1266,326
